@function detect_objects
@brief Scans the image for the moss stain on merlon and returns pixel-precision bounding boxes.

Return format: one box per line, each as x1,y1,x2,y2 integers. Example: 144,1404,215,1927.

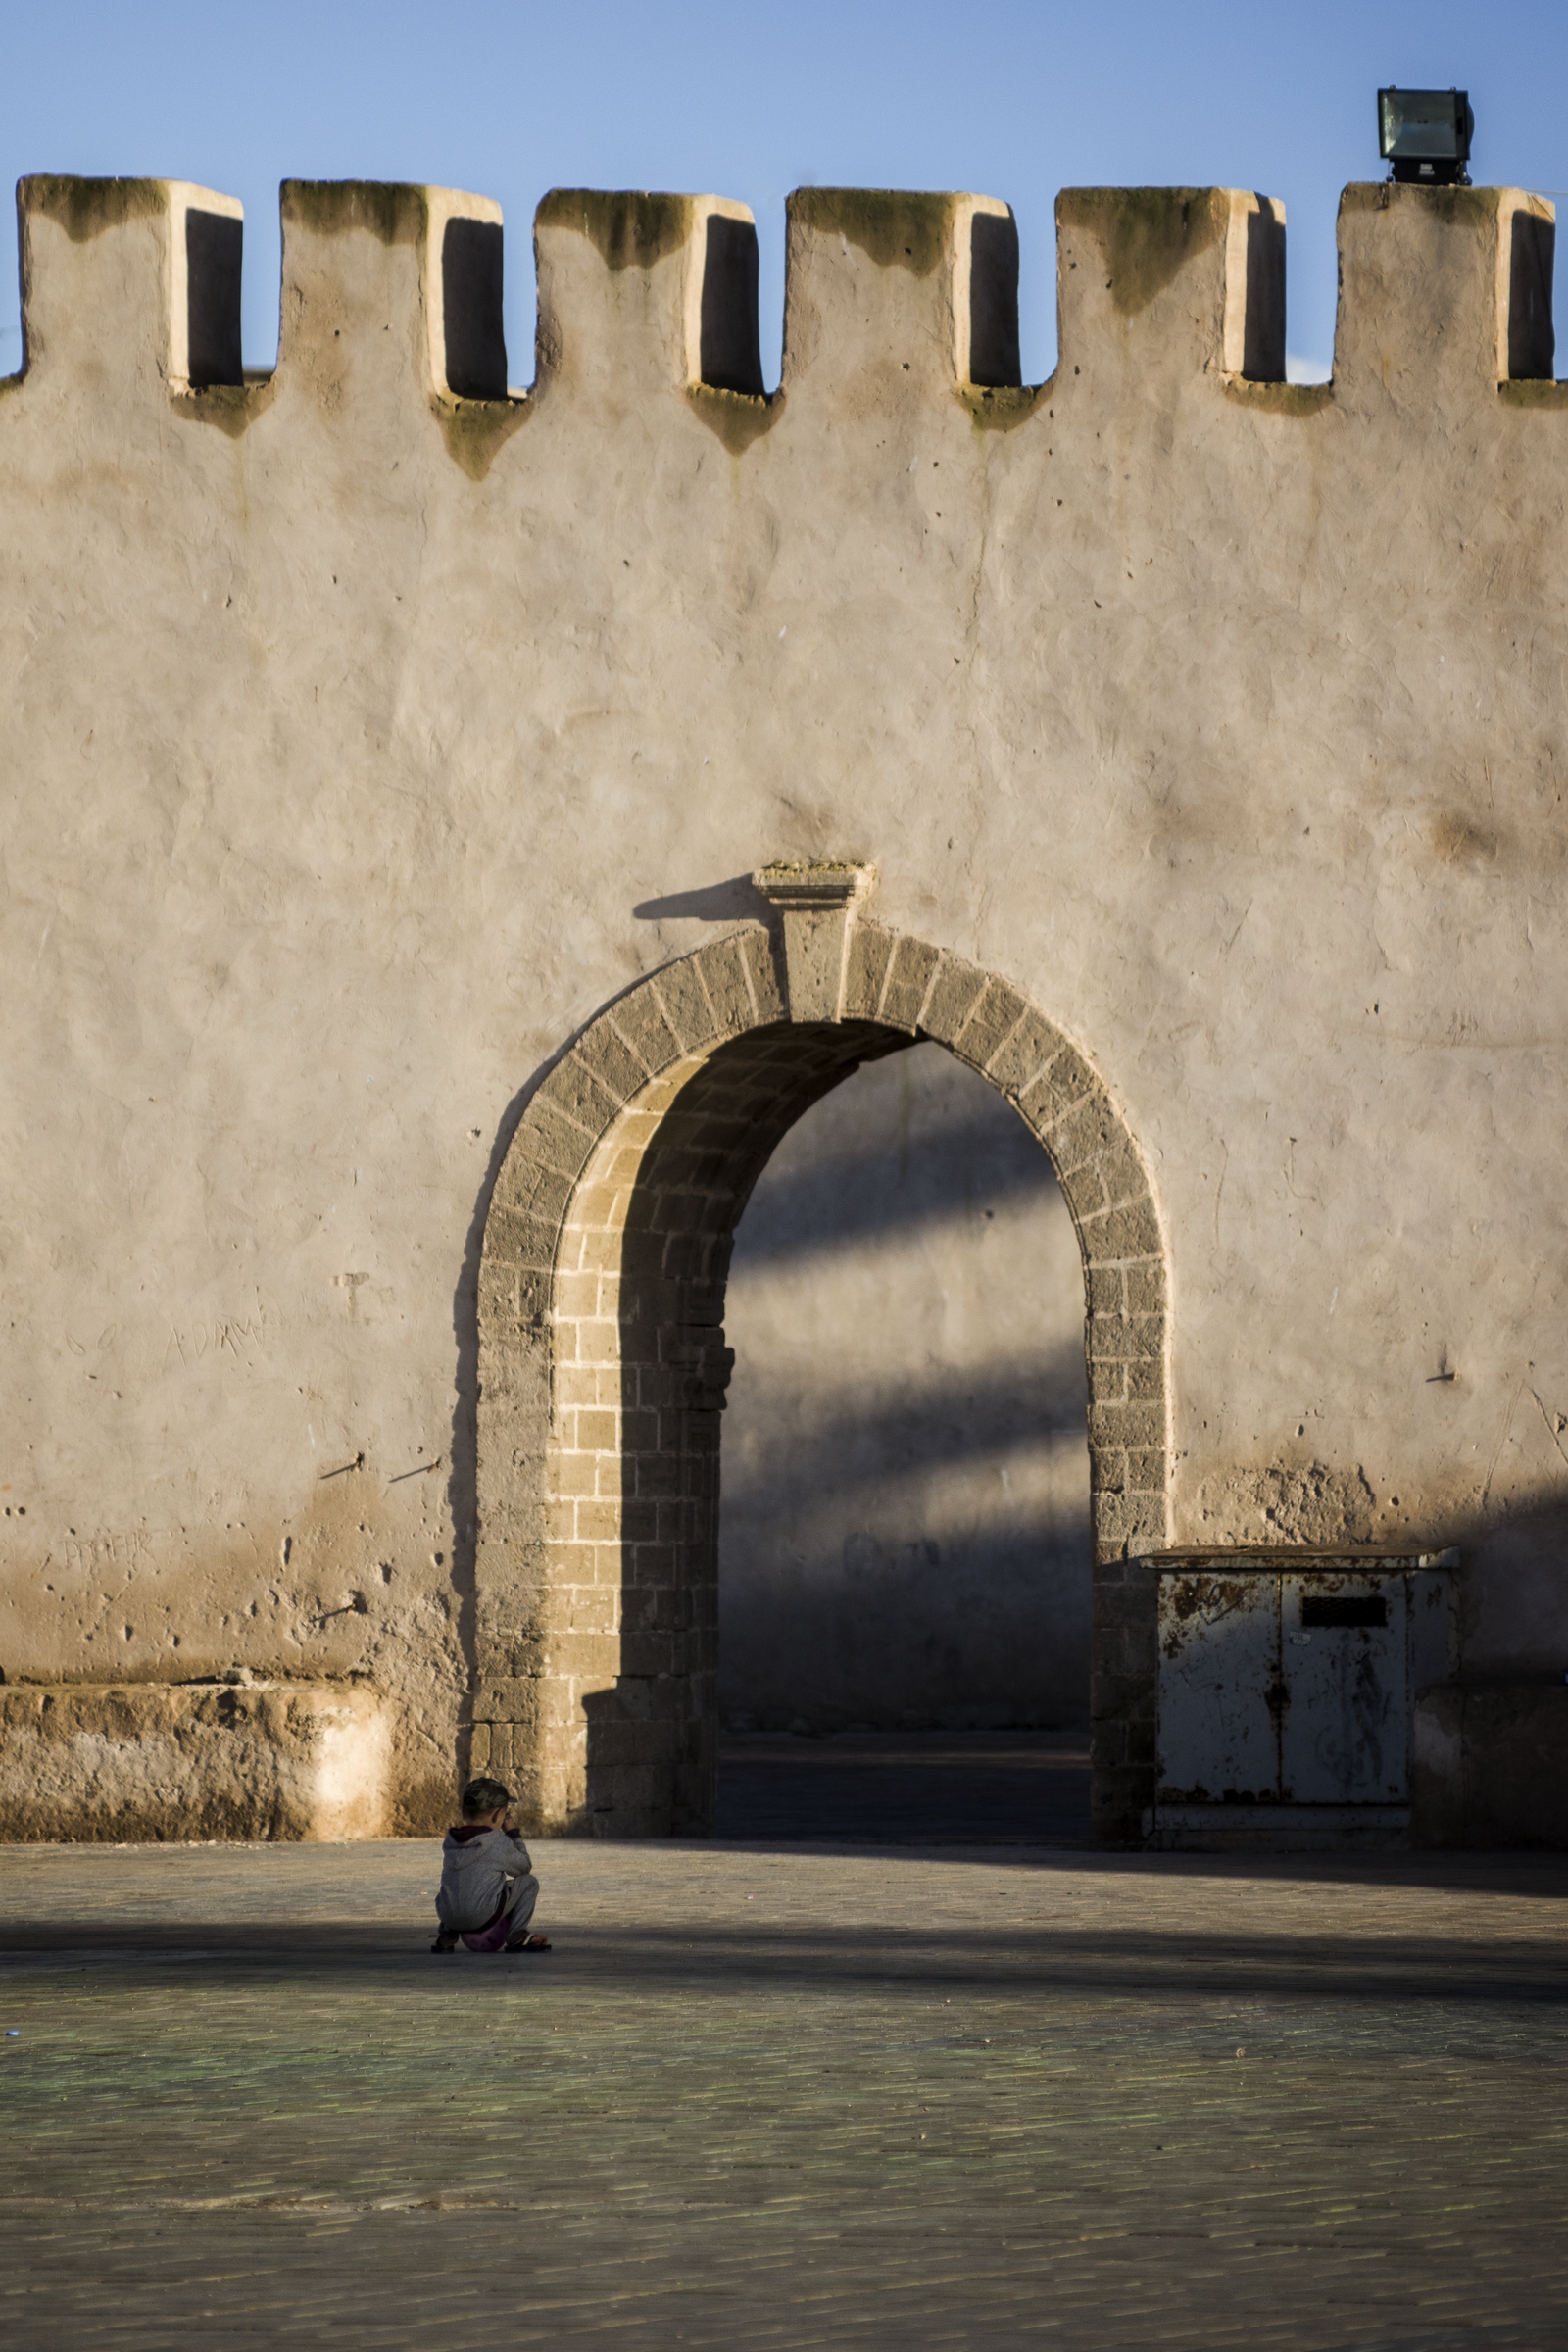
1058,187,1228,318
789,188,957,276
280,181,430,246
1337,180,1516,231
536,190,696,272
20,175,169,240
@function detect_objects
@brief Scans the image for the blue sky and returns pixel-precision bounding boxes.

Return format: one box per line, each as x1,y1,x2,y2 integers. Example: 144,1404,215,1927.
4,1,1566,386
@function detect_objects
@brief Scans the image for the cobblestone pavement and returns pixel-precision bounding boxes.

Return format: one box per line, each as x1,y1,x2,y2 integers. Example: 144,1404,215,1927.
2,1835,1565,2349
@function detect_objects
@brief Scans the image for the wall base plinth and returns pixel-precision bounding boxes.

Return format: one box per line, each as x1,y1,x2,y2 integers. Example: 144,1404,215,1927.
0,1682,392,1842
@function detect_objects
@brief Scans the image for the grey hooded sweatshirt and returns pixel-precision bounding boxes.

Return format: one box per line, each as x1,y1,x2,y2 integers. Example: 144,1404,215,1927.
436,1822,535,1930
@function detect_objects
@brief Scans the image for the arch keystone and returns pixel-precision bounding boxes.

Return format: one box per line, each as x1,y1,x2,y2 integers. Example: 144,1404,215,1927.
753,862,877,1022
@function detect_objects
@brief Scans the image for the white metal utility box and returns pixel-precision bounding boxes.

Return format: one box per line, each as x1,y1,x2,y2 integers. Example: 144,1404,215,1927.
1150,1548,1458,1849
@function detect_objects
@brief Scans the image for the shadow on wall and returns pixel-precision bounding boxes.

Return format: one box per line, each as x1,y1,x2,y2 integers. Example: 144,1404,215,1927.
718,1043,1091,1735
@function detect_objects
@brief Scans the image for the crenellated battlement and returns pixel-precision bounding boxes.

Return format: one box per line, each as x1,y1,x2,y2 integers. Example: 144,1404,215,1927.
6,172,1561,473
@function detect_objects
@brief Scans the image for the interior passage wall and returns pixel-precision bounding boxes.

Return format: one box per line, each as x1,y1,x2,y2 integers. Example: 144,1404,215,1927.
718,1045,1090,1734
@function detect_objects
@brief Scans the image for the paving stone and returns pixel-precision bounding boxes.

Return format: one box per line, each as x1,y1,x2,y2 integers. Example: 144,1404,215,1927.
1,1837,1565,2348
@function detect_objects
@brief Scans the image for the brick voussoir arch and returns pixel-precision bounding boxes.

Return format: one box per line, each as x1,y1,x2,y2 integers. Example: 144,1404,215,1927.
475,918,1169,1845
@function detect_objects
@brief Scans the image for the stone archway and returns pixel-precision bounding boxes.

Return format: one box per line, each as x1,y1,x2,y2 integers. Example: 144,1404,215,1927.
473,880,1169,1843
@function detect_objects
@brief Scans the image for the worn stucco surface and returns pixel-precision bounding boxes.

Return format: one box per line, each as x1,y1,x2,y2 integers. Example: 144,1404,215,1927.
3,172,1567,1836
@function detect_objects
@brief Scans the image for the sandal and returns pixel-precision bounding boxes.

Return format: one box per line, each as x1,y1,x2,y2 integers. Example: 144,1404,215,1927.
505,1931,552,1952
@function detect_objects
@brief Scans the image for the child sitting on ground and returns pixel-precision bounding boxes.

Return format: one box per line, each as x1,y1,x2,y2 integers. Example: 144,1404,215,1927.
431,1777,551,1954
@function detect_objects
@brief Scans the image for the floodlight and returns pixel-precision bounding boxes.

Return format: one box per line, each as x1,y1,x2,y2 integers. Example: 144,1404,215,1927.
1378,87,1473,186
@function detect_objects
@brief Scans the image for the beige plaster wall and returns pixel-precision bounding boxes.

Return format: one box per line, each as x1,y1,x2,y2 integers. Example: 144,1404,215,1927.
3,172,1568,1831
718,1044,1090,1732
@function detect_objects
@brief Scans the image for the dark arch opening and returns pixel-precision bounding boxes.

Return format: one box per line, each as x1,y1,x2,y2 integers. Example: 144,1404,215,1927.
715,1042,1094,1841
